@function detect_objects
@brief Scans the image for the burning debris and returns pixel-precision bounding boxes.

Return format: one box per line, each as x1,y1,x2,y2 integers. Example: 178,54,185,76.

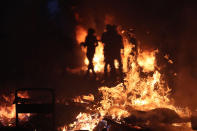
0,92,30,126
60,25,192,131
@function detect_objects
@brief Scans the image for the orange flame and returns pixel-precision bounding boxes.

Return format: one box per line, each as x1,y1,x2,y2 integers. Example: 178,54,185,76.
63,47,191,130
137,50,158,72
73,93,94,103
0,92,30,126
75,25,87,44
69,112,100,131
92,42,104,72
63,27,191,130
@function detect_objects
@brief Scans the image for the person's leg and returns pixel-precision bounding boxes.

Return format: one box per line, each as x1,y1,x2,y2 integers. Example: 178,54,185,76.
109,59,116,75
117,53,123,74
90,59,96,75
104,62,108,77
87,55,92,75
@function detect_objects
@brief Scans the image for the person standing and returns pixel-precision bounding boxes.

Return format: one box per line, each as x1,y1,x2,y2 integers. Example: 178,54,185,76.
101,24,124,77
81,28,98,76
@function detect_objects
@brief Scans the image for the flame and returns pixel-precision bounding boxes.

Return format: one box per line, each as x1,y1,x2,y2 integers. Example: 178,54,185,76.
63,27,191,131
69,113,100,131
164,54,173,64
121,38,135,72
98,50,190,119
82,94,94,101
63,47,191,130
0,92,30,126
75,25,87,44
73,94,94,103
137,50,158,72
92,42,105,72
59,126,67,131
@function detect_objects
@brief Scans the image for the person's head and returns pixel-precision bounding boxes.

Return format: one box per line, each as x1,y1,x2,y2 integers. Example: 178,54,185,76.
112,25,117,29
88,28,95,35
106,24,117,32
112,25,117,32
106,24,113,31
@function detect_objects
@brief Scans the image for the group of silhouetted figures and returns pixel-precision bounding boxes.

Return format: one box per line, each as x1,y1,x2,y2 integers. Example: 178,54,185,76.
81,24,125,79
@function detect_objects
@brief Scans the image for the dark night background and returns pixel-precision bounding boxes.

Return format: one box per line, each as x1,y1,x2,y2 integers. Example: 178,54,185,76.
1,0,197,109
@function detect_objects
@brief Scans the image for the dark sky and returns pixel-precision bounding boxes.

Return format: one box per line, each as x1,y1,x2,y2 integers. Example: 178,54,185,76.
1,0,197,83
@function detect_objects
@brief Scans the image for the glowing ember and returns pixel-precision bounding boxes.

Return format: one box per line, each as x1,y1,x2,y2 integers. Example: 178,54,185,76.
164,54,174,64
0,92,30,126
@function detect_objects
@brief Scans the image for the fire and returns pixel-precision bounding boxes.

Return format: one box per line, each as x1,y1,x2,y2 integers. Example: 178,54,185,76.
75,25,87,44
62,46,191,130
164,54,173,64
59,126,67,131
97,50,190,119
69,113,100,130
92,42,104,72
63,26,191,131
121,38,135,72
82,94,94,101
137,50,158,72
0,92,30,126
73,93,94,103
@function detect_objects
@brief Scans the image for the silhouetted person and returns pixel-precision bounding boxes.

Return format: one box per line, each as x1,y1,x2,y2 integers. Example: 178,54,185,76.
112,25,123,75
102,25,115,76
128,28,137,56
101,24,123,77
81,28,98,76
